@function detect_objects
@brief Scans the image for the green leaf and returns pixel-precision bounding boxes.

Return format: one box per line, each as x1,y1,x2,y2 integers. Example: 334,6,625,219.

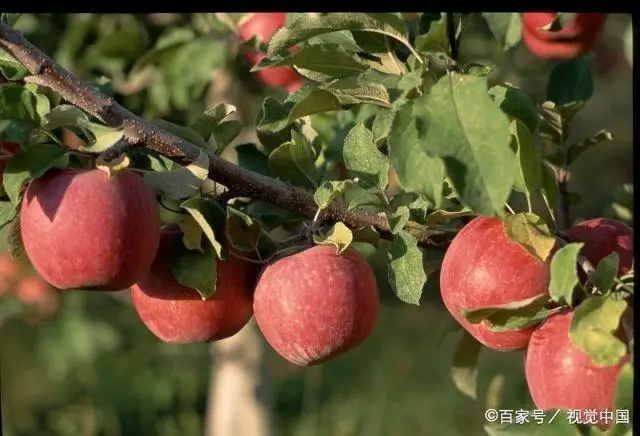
226,206,262,253
144,150,210,200
180,197,225,259
170,237,218,300
342,184,386,211
313,221,353,254
0,119,33,144
549,243,584,305
421,73,515,217
424,205,474,224
267,13,420,61
268,136,320,189
482,13,523,51
415,13,449,53
567,129,614,165
570,296,629,367
75,121,124,153
488,83,539,134
3,144,70,205
539,101,583,147
326,77,391,107
0,83,40,125
451,330,482,400
547,56,594,106
388,102,444,208
487,304,555,332
178,215,205,251
503,212,556,262
0,200,18,230
152,119,210,150
343,123,389,190
463,294,550,324
386,230,426,305
590,252,620,292
610,362,633,435
41,104,89,130
371,108,396,144
509,119,542,197
484,413,580,435
236,143,271,176
314,179,356,210
254,43,369,78
306,29,362,52
0,51,29,81
385,205,410,234
210,120,242,154
190,103,237,141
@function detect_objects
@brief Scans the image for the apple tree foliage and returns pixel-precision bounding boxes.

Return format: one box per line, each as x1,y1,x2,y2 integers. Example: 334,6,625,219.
0,12,633,436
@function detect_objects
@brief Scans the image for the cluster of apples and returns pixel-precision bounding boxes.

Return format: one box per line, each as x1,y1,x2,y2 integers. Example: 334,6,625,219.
238,12,304,92
440,216,633,429
522,12,608,59
14,161,379,366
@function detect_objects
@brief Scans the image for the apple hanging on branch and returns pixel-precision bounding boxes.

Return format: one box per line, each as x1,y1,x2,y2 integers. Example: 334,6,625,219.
131,226,257,344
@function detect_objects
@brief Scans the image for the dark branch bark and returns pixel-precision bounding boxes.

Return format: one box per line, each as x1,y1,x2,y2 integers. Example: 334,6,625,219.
0,23,456,250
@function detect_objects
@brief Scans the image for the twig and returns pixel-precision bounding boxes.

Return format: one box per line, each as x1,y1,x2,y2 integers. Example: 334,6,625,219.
0,22,456,251
446,13,459,64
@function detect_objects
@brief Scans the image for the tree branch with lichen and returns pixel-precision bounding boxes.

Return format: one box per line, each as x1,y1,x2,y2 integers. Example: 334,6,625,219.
0,22,456,251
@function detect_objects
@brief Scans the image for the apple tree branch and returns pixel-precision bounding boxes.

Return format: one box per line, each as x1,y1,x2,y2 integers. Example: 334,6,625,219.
0,22,456,250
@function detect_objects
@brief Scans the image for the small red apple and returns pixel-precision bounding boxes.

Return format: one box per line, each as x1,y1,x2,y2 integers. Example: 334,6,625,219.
566,217,634,277
525,309,628,430
20,168,161,290
522,13,608,59
439,217,552,352
15,275,59,315
238,12,304,91
131,229,256,344
253,245,380,366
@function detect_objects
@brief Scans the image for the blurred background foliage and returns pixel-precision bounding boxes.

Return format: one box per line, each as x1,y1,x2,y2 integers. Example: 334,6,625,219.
0,12,633,436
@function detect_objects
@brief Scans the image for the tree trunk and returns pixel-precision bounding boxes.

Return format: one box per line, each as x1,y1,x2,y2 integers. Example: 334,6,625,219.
204,319,274,436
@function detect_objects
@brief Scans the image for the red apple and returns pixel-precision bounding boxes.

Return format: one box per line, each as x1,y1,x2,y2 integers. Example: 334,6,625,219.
253,245,380,366
439,216,552,352
20,169,161,290
15,275,59,315
525,310,628,429
131,229,256,344
0,140,20,176
566,217,634,277
522,13,608,59
238,12,304,91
